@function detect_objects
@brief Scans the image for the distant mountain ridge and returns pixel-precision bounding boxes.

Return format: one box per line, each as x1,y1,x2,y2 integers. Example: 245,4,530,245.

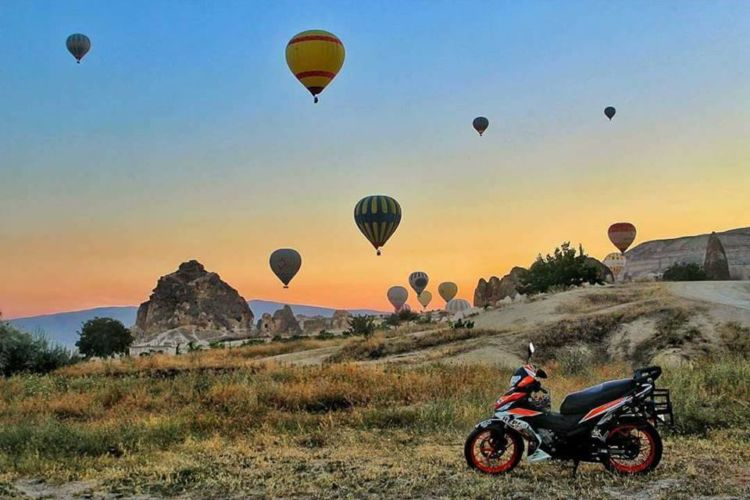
7,301,384,349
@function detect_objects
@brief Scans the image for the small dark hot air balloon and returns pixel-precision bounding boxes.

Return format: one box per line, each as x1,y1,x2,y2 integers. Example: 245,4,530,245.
66,33,91,63
354,195,402,256
473,116,489,136
604,106,616,120
608,222,637,254
408,271,429,295
269,249,302,288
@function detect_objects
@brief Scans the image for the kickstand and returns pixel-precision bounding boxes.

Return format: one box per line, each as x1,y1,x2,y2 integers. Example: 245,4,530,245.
571,460,580,478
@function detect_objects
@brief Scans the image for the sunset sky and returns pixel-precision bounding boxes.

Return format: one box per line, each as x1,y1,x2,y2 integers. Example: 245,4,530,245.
2,1,749,319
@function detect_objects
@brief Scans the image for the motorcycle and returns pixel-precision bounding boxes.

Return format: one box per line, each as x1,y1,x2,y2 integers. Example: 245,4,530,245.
465,343,673,476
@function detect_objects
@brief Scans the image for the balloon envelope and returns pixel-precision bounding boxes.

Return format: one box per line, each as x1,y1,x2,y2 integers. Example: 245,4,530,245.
354,195,402,255
438,282,458,303
446,298,471,314
387,286,408,312
286,30,345,102
473,116,489,136
417,291,432,309
603,252,626,281
608,222,637,253
604,106,616,120
409,271,429,295
66,33,91,63
269,249,302,287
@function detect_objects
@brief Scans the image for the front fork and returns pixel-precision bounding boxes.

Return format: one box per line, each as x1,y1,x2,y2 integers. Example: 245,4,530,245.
479,413,551,462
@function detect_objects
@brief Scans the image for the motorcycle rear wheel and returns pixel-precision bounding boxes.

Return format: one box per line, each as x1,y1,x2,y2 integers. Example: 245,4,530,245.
604,422,662,475
465,427,524,474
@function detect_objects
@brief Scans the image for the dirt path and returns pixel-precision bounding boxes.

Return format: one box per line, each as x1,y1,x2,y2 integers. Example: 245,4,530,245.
668,281,750,310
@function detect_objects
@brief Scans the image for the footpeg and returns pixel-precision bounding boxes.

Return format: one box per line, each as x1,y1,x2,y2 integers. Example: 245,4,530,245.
527,449,552,462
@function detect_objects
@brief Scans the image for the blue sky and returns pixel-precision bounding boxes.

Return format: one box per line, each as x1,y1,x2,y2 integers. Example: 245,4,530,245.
1,1,749,317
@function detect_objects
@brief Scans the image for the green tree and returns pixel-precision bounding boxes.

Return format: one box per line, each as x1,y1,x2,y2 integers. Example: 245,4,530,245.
0,315,75,376
76,317,133,358
517,242,603,295
662,262,707,281
346,315,377,337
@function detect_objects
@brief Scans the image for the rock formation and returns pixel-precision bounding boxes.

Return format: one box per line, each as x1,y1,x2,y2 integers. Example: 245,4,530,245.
133,260,254,345
330,310,351,331
255,305,303,337
625,227,750,280
704,232,731,280
474,267,526,307
585,257,615,284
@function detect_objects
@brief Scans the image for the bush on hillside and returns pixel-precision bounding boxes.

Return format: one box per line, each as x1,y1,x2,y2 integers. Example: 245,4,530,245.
76,317,133,358
346,315,377,337
517,242,603,295
662,262,707,281
0,320,76,376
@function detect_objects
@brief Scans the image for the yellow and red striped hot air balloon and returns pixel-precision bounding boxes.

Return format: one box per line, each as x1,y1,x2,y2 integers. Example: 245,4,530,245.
286,30,345,103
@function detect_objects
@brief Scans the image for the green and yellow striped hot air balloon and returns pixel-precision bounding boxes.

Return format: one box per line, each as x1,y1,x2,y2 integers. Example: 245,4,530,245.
354,195,402,256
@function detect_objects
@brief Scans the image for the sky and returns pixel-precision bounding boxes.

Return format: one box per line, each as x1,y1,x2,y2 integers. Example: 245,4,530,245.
1,1,749,319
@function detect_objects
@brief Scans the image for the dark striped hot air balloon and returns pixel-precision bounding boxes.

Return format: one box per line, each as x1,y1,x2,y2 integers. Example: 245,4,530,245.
66,33,91,63
354,195,402,256
409,271,429,295
269,249,302,288
608,222,637,254
286,30,345,103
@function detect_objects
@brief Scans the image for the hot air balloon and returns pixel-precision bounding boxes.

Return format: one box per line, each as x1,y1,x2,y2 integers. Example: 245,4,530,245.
408,271,429,295
354,195,402,256
286,30,345,103
608,222,637,254
473,116,489,136
387,286,408,312
603,252,626,282
604,106,616,120
438,282,458,303
417,291,432,310
66,34,91,63
446,298,471,314
269,249,302,288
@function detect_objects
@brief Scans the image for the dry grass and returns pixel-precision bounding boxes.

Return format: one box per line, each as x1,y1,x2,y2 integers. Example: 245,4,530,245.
56,337,341,377
328,328,504,363
0,347,747,497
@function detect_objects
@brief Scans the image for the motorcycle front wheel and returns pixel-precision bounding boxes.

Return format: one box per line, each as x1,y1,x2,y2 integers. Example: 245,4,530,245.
604,422,663,475
465,426,524,474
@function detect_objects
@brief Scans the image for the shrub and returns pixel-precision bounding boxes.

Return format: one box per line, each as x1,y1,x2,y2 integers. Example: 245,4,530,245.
662,262,707,281
346,315,377,337
316,330,335,340
0,321,76,376
76,317,132,358
517,242,603,295
450,319,474,330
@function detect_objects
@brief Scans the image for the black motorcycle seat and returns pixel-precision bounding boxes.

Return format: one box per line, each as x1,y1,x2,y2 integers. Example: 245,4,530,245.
560,378,636,415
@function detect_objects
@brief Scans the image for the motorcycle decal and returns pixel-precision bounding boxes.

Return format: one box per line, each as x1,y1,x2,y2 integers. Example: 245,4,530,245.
579,396,630,423
523,364,536,377
495,392,525,409
507,408,542,417
518,376,536,388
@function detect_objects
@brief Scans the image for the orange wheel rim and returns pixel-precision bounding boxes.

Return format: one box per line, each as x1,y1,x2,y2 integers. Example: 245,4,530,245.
470,430,519,473
608,425,656,473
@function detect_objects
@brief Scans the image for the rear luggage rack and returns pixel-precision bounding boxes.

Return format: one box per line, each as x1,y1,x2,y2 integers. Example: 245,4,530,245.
652,388,674,427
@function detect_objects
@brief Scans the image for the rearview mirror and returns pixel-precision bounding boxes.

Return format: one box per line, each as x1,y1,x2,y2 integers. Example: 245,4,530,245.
527,342,535,361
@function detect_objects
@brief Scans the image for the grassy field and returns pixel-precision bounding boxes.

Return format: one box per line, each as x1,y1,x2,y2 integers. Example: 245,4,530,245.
0,342,748,498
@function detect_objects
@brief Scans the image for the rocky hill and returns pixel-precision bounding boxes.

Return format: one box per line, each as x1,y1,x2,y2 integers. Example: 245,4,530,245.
625,227,750,280
131,260,254,351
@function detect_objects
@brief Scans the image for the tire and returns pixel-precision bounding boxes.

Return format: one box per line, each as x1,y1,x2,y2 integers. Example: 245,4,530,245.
604,422,663,475
464,426,524,474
